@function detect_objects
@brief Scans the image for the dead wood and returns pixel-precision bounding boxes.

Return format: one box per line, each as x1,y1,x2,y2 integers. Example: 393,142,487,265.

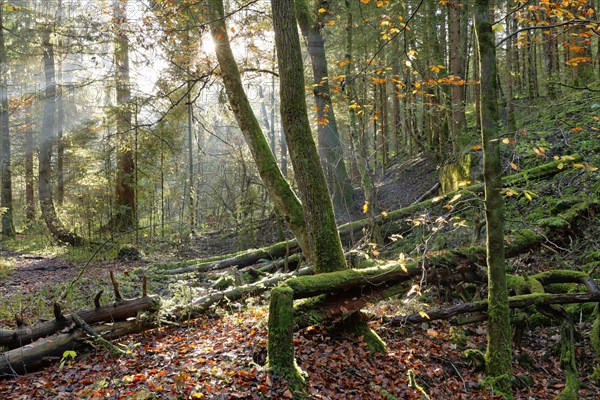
0,295,160,350
391,292,600,325
0,320,155,378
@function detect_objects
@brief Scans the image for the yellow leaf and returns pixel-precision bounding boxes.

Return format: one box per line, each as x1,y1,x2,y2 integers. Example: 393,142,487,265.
363,201,369,213
327,20,336,26
510,162,519,170
443,204,453,210
317,7,327,13
192,394,205,399
381,211,388,218
557,163,564,170
472,144,482,151
502,138,510,144
400,264,408,273
418,311,430,320
524,191,532,201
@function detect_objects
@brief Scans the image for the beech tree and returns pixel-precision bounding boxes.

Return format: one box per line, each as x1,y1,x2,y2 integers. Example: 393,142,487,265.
272,0,346,274
475,0,512,396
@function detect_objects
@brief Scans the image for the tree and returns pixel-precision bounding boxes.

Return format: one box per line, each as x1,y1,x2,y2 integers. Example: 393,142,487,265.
475,0,513,397
295,0,355,213
39,27,83,246
206,0,311,259
113,0,136,231
272,0,346,274
0,3,14,238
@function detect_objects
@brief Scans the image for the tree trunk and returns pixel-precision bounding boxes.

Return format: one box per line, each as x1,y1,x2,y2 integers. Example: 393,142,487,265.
0,6,14,238
475,1,513,396
39,28,83,246
113,0,136,231
295,0,355,214
24,110,35,223
206,0,310,260
448,0,466,152
272,0,347,274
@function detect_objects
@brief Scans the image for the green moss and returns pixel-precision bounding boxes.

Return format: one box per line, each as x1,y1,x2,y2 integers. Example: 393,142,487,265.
564,302,596,320
266,285,306,387
537,217,569,230
463,349,486,370
591,305,600,356
549,197,580,215
407,369,431,400
336,312,386,353
531,270,589,285
507,229,540,254
213,276,234,290
506,275,528,295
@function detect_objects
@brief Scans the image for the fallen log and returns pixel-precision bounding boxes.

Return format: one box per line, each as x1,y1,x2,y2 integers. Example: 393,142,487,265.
0,295,160,350
0,319,156,378
159,157,581,276
164,241,300,275
391,292,600,325
169,267,315,320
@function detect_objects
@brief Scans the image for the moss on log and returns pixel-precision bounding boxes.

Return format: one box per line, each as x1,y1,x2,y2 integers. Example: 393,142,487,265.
266,285,305,386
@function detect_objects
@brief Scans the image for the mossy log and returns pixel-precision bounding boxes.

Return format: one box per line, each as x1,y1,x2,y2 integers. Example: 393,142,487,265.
160,157,580,276
0,295,160,350
164,241,299,275
0,320,156,378
169,267,314,320
391,291,600,325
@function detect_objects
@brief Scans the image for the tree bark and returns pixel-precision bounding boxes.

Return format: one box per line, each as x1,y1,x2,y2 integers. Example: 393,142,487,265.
206,0,310,260
475,0,513,395
24,110,35,223
272,0,347,274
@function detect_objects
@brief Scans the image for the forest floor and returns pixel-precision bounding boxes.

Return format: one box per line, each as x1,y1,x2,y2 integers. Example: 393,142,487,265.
2,155,600,399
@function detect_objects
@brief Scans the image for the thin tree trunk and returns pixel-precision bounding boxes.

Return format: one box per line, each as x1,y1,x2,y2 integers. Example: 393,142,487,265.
475,0,513,395
24,110,35,223
0,5,14,238
272,0,347,273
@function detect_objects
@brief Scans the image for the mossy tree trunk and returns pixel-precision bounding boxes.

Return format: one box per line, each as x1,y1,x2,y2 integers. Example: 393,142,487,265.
271,0,346,274
206,0,310,260
475,1,513,397
266,285,305,386
295,0,355,214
